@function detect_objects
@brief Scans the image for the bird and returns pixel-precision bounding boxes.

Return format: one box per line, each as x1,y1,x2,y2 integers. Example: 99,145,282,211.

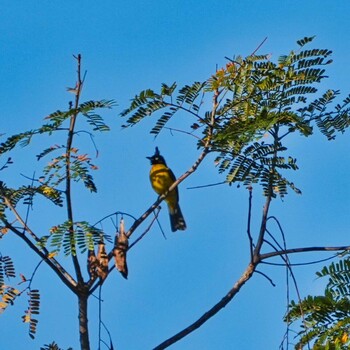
147,147,186,232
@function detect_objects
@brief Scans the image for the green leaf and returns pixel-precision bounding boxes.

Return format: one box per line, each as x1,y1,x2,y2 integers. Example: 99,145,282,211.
296,36,316,47
49,221,111,256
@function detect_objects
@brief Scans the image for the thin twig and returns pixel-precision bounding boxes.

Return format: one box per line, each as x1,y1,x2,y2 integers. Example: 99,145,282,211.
163,127,201,140
18,259,45,295
22,171,35,234
74,130,100,158
93,211,137,227
98,286,102,350
154,208,167,240
250,37,268,56
101,321,114,350
187,181,225,190
128,207,161,250
246,186,254,260
260,246,350,260
255,270,276,287
262,254,339,267
1,195,45,248
265,219,315,350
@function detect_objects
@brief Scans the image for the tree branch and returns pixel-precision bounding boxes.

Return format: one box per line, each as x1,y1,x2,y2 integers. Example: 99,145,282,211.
253,194,272,262
65,53,84,284
2,218,77,292
128,207,161,250
246,186,254,260
1,194,47,251
153,262,256,350
260,245,350,260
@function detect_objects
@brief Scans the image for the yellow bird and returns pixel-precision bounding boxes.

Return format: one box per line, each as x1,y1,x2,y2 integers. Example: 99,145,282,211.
147,147,186,232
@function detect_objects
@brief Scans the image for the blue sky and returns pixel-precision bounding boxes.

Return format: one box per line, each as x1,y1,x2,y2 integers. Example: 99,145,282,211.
1,1,350,349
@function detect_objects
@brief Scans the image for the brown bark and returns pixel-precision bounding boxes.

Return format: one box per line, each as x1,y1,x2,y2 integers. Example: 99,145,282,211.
78,292,90,350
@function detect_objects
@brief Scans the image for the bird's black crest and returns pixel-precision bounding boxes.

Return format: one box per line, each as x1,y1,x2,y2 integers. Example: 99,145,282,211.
147,147,167,165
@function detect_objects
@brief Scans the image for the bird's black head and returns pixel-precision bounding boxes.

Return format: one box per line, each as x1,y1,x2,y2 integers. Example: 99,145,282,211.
147,147,167,165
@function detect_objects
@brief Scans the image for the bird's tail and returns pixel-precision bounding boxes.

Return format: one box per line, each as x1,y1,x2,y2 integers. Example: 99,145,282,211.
169,204,186,232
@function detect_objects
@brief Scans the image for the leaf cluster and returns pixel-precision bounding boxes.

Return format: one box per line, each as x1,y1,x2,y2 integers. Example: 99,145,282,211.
0,181,63,221
210,42,339,196
286,257,350,349
40,342,73,350
0,100,114,155
0,255,19,313
39,148,99,192
121,81,205,135
49,221,110,256
22,289,40,339
121,37,350,198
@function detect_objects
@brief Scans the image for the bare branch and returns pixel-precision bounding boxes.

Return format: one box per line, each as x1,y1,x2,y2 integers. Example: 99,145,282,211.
253,195,272,262
255,270,276,287
65,53,84,283
163,127,202,140
186,181,225,190
153,262,256,350
262,254,338,267
250,37,268,56
1,194,46,249
246,186,254,260
260,246,350,260
128,207,161,250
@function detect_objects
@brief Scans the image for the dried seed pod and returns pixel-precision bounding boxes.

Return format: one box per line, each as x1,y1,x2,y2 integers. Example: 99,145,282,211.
114,230,129,279
87,248,97,279
96,242,108,281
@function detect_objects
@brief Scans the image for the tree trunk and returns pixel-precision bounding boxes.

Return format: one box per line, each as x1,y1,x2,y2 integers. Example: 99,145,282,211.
78,293,90,350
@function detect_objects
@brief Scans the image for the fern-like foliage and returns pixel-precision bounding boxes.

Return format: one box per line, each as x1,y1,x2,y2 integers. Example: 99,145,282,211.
40,342,73,350
209,38,340,196
0,99,115,156
0,99,114,214
39,148,98,192
0,255,16,279
121,37,349,198
297,36,316,47
0,157,13,171
0,182,63,209
22,289,40,339
0,131,37,155
79,100,115,132
121,81,206,136
36,145,65,161
70,153,98,192
49,221,110,256
0,255,19,313
286,257,350,349
286,293,350,349
0,286,20,313
43,100,114,132
317,259,350,300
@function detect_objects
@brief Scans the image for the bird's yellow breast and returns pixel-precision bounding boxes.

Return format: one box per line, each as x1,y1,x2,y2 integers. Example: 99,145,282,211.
149,163,178,205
